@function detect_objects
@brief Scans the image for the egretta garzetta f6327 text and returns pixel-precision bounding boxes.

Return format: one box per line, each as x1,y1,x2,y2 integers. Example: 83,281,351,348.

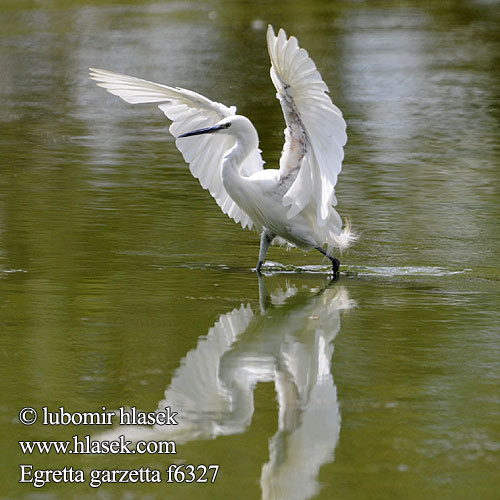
90,25,355,275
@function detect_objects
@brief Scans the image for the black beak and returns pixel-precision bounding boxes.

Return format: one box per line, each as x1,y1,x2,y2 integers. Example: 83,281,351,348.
178,123,226,138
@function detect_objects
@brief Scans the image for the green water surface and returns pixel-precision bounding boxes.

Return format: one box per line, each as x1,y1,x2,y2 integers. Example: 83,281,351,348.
1,1,499,499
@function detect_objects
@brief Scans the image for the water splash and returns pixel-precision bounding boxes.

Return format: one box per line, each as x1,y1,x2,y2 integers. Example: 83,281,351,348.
1,268,27,275
178,261,469,278
349,266,468,277
260,262,468,277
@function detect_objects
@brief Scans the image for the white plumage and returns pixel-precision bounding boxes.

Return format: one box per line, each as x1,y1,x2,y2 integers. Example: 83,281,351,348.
90,25,355,274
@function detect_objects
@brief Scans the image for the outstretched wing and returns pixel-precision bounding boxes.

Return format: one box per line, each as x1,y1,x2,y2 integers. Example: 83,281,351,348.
89,68,263,229
266,26,347,227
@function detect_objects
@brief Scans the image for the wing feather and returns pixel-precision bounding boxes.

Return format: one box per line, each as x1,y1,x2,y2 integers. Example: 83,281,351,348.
89,68,263,229
266,27,347,226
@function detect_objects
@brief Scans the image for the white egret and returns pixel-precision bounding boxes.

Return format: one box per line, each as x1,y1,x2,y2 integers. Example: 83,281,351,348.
90,25,355,275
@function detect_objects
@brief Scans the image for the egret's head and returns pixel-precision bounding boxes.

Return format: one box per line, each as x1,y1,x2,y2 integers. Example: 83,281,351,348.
178,115,257,145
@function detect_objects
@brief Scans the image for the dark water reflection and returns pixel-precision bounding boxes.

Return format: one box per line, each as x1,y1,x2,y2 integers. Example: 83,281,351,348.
1,0,500,499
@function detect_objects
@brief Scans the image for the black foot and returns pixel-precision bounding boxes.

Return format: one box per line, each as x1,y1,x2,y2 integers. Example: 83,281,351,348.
256,260,263,274
314,245,341,278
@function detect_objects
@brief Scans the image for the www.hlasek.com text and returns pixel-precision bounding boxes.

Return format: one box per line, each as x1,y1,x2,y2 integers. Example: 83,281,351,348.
19,434,176,455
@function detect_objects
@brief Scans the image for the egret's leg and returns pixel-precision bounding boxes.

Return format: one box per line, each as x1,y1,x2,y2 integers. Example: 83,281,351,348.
315,246,340,276
256,230,276,273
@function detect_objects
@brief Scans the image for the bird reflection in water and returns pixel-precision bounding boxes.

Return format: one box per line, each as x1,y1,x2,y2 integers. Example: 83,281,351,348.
98,277,355,499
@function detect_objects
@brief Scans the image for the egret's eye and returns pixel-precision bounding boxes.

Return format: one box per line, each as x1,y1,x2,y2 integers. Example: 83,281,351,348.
220,122,231,129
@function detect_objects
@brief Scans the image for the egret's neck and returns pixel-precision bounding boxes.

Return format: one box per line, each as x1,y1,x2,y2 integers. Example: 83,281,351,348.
222,142,248,171
219,122,261,224
221,127,259,187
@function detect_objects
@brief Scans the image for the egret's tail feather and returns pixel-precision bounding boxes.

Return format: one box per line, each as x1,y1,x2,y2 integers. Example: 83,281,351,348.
329,219,357,253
